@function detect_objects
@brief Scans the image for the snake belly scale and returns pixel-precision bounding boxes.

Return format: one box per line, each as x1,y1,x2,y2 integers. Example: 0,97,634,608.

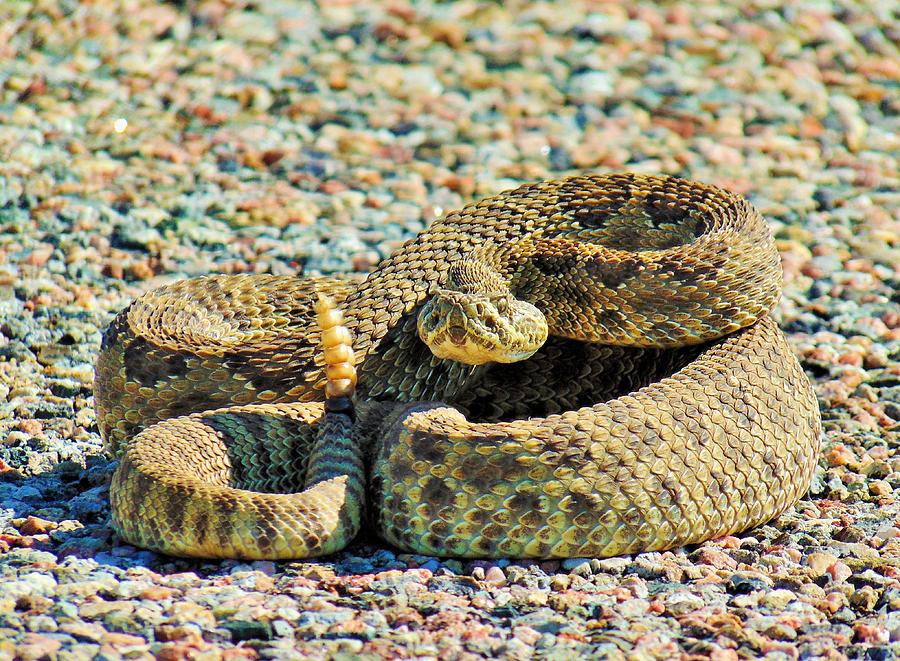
95,173,821,560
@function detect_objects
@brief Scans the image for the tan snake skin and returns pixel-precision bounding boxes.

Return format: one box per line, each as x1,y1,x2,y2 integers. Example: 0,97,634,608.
95,173,821,559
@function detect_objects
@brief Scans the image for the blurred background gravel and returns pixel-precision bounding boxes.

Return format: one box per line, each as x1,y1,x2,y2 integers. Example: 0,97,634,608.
0,1,897,659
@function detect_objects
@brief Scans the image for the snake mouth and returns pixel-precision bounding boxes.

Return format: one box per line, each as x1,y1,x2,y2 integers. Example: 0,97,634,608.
448,325,468,345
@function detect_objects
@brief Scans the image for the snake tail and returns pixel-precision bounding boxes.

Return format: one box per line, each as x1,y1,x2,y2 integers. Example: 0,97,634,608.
108,296,367,559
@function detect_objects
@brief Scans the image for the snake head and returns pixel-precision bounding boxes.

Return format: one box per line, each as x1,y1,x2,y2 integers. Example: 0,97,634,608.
417,259,548,365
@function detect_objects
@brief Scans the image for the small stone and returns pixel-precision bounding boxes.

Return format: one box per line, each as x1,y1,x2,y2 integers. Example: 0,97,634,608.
564,560,594,577
833,526,866,543
829,562,853,584
20,248,54,268
849,586,879,611
513,625,542,646
427,20,466,48
419,559,441,572
766,623,797,640
594,557,630,574
218,11,279,44
471,593,495,610
762,589,797,611
18,419,44,436
27,612,59,634
59,622,104,643
694,548,737,570
665,592,704,615
549,575,570,591
139,586,178,601
732,593,760,609
726,572,772,593
870,480,893,496
854,623,890,644
873,526,900,547
155,625,203,644
79,600,135,620
484,566,507,587
860,459,892,480
568,72,614,100
621,576,649,599
443,560,464,574
797,583,826,600
504,565,527,584
805,552,838,576
825,444,857,467
17,516,58,535
631,552,685,581
618,598,650,618
271,619,294,638
101,631,147,650
221,620,273,643
15,634,62,661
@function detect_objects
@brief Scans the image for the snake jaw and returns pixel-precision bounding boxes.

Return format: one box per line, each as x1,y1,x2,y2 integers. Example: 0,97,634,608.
417,289,549,365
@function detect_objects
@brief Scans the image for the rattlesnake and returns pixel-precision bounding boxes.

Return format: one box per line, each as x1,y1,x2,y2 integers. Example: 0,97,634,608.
95,173,821,559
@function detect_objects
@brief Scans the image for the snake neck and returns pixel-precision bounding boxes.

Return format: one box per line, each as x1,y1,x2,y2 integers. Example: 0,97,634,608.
355,312,487,404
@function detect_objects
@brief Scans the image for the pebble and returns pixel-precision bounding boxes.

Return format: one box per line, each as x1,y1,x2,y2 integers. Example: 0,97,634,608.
761,589,797,611
806,552,839,576
484,566,507,587
665,592,704,615
849,586,880,612
726,572,773,594
829,562,854,584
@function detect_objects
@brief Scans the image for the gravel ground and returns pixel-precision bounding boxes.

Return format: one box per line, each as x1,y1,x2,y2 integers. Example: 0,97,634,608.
1,1,898,659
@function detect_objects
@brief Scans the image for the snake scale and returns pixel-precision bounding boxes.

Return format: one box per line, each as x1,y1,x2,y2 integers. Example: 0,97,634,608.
95,173,821,560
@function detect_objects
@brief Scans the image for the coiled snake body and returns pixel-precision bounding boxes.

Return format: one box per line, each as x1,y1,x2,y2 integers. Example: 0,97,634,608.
95,174,821,559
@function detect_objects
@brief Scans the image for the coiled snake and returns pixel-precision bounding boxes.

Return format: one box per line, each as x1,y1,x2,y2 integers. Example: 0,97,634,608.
95,174,821,559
